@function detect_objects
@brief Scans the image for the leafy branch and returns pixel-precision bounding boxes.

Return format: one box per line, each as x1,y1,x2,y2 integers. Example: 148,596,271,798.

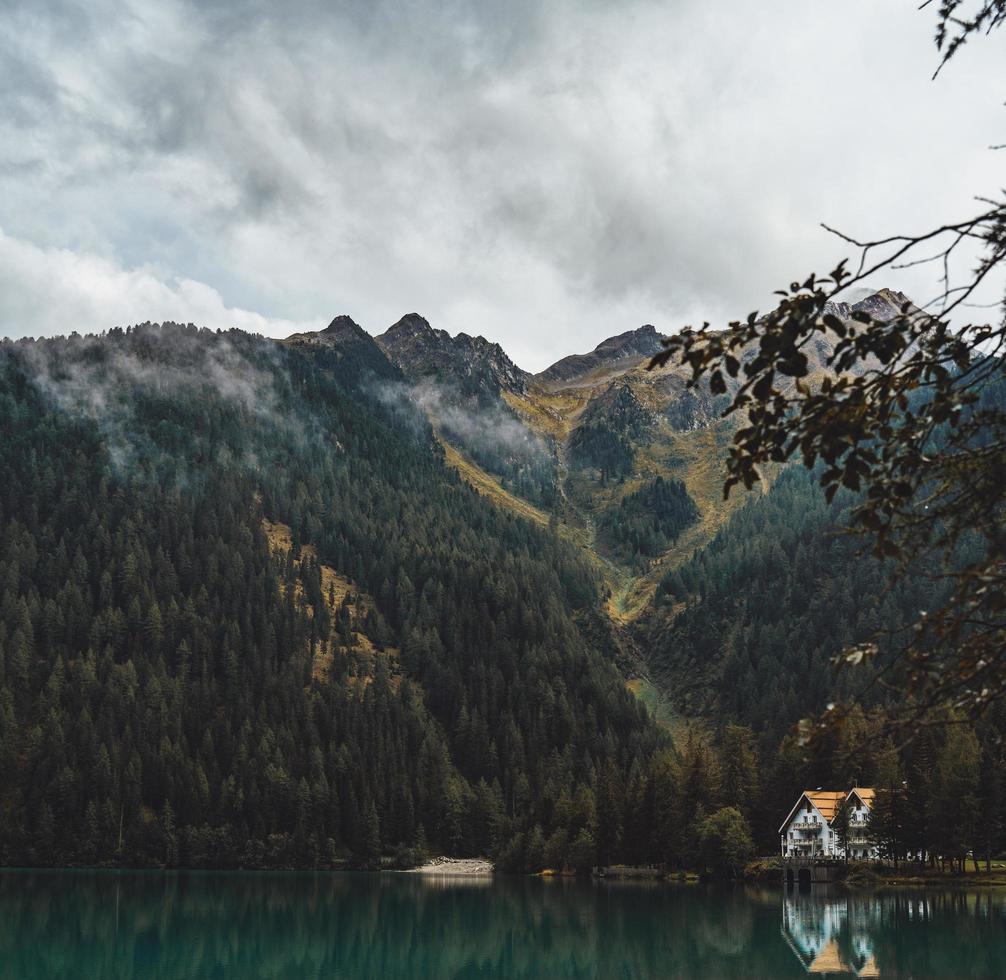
648,4,1006,741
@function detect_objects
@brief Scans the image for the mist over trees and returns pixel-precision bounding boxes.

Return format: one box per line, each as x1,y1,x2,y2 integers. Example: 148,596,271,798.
2,321,1006,873
0,324,663,868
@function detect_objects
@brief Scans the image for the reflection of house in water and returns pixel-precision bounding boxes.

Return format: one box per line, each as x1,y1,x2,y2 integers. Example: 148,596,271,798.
781,892,880,976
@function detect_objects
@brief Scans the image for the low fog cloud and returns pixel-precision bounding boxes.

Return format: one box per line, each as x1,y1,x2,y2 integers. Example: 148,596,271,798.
1,0,1004,369
375,377,551,461
17,327,287,474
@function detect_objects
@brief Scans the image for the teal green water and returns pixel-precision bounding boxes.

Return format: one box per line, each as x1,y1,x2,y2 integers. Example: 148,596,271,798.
0,871,1004,979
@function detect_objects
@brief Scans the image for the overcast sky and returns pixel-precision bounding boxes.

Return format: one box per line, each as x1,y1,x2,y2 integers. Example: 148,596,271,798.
1,0,1003,371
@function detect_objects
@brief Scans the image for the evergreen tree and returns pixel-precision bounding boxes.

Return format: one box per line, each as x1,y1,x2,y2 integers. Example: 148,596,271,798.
868,753,906,867
832,796,853,865
930,726,982,873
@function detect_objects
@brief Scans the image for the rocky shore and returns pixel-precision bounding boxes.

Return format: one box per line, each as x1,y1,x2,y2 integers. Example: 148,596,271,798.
403,856,494,875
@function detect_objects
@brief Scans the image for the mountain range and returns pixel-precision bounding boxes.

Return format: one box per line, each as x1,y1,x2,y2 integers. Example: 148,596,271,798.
0,287,933,869
283,287,919,733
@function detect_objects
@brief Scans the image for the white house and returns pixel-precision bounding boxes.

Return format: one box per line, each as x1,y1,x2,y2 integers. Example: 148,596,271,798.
779,788,879,861
843,788,877,862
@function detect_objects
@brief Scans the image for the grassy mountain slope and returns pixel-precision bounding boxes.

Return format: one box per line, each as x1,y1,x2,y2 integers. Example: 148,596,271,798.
360,290,923,729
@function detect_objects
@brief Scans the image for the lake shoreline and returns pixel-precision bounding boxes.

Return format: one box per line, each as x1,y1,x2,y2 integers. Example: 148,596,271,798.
400,856,494,875
745,857,1006,889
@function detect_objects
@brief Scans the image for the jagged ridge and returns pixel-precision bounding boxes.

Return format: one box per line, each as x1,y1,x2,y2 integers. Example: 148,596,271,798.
536,324,665,385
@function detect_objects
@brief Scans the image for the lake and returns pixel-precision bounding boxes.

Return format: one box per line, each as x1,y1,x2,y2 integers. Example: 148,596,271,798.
1,871,1004,978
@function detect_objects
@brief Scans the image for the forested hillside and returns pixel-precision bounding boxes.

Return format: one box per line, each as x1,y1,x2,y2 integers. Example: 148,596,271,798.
643,468,942,747
3,305,1003,872
644,373,1006,748
597,477,699,569
0,323,661,868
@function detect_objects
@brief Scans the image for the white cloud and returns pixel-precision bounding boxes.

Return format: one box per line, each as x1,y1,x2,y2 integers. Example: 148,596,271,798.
0,0,1003,368
0,228,316,338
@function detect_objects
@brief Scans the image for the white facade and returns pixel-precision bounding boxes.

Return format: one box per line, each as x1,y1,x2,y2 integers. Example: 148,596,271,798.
842,789,877,862
779,789,879,862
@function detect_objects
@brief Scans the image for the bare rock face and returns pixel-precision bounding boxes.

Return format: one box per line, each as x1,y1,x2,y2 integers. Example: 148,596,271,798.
377,313,530,398
662,381,729,432
851,287,912,322
284,315,399,381
536,324,666,385
582,380,656,436
286,314,370,345
822,287,913,325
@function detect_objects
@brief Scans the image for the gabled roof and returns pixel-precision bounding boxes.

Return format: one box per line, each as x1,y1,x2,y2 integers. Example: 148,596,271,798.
779,788,880,834
808,791,847,822
858,954,880,978
778,790,846,834
848,787,875,810
808,940,879,976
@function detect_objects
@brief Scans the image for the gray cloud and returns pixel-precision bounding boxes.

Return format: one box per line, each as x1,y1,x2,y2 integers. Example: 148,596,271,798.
0,0,1003,369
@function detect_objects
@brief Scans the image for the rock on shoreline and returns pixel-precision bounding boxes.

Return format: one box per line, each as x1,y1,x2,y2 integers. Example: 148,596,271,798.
403,856,493,875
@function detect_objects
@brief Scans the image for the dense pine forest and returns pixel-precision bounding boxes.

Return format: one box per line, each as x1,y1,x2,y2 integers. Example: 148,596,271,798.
1,320,1004,874
0,324,661,868
646,376,1006,745
597,476,699,569
646,468,944,748
637,377,1006,867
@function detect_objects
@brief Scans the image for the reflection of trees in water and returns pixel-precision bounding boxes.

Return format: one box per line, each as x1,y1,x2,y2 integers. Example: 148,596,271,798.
781,888,1006,977
691,891,754,957
2,873,1004,978
0,874,788,979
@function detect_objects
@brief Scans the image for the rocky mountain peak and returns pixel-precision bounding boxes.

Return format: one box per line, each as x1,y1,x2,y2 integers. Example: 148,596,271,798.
384,313,438,339
282,314,399,381
377,315,529,397
853,288,912,322
537,323,666,385
606,323,660,347
320,314,367,339
822,288,914,325
285,314,370,347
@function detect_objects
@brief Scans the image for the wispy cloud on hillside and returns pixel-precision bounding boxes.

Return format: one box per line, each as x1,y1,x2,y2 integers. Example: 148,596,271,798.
374,377,551,461
15,326,293,475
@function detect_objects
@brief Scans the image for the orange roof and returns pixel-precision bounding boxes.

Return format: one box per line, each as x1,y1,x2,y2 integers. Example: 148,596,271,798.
805,791,847,822
779,790,846,833
779,788,878,834
849,788,875,809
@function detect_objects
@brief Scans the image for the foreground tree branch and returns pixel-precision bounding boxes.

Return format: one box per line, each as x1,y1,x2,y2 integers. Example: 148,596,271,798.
649,6,1006,743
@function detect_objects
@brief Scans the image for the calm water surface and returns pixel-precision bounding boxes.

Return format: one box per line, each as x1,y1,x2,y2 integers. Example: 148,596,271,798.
1,870,1004,979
